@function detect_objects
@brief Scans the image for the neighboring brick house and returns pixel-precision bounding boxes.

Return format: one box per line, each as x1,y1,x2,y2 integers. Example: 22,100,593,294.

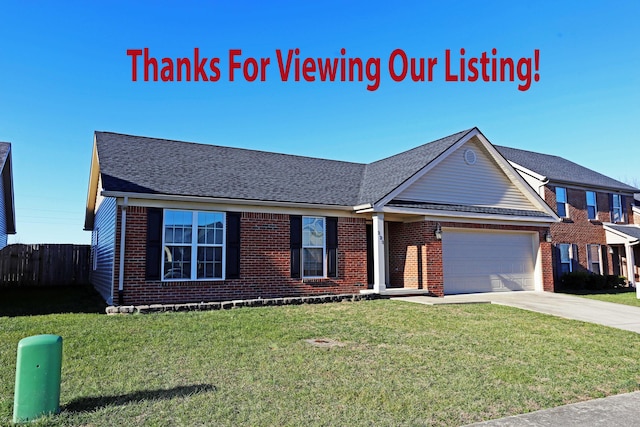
0,142,16,249
496,146,640,290
84,128,559,305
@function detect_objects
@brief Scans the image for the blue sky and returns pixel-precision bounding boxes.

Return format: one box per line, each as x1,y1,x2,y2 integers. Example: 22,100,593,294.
1,1,638,244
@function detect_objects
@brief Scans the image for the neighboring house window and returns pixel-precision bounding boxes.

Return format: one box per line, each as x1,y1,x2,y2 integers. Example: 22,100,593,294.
586,191,597,220
612,194,623,223
556,187,568,217
559,243,573,274
587,244,602,274
163,210,225,280
302,216,326,277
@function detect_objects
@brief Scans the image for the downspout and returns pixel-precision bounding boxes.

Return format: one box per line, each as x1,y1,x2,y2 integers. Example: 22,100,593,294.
118,196,128,305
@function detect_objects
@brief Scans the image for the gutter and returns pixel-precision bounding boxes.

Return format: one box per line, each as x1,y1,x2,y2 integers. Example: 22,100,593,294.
118,196,128,305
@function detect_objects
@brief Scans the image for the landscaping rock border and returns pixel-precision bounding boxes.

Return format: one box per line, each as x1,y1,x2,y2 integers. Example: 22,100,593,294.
105,293,379,315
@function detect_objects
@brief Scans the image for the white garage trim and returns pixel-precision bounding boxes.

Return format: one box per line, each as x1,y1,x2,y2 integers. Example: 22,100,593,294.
442,228,542,294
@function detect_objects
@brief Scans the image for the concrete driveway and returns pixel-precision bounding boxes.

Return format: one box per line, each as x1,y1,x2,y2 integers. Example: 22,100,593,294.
394,291,640,334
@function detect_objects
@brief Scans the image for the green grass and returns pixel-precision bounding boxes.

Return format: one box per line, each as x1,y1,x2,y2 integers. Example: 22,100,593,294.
578,290,640,307
1,291,639,426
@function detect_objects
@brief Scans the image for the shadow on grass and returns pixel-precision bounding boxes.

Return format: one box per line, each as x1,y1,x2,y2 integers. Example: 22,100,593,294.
0,285,107,317
62,384,217,413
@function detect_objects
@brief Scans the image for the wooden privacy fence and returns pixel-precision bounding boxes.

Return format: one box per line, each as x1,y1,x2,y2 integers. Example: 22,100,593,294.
0,244,91,286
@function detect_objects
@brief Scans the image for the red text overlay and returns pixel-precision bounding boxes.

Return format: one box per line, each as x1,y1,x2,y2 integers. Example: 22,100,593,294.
126,48,540,92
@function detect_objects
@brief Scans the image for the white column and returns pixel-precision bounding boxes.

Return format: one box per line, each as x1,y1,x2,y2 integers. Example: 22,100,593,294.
626,243,638,297
372,213,386,293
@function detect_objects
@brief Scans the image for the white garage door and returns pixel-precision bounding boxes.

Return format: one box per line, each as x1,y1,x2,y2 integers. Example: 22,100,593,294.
443,229,536,294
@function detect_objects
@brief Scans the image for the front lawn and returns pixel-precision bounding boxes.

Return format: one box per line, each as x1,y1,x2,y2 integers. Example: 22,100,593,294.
1,298,639,426
578,290,640,307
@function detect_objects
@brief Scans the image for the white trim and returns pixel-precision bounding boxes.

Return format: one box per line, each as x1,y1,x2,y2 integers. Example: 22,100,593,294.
162,210,227,282
374,128,559,220
603,224,640,246
112,196,358,218
301,216,327,279
506,161,547,182
103,190,354,212
372,213,386,293
380,205,557,225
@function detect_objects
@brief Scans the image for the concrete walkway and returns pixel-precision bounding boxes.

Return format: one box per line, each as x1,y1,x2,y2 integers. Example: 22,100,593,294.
394,291,640,334
464,391,640,426
395,291,640,426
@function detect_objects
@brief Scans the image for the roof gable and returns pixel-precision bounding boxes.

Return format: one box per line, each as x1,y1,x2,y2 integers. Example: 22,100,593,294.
393,136,539,211
496,146,639,193
358,129,472,205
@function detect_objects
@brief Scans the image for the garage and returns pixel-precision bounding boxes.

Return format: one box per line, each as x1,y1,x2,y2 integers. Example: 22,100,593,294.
442,229,537,294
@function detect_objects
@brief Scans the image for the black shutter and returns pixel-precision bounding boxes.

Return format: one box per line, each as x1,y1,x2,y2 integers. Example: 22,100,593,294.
572,244,579,272
290,215,302,278
553,243,561,282
609,193,614,222
146,208,163,280
327,217,338,278
226,212,241,279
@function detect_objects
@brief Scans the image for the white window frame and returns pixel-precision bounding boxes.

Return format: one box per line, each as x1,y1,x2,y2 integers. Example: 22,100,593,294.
612,194,623,223
587,244,602,274
302,216,326,279
162,210,226,281
586,191,597,220
559,243,573,274
556,187,568,218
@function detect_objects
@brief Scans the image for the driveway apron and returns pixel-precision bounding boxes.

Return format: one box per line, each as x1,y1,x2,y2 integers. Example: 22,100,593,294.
394,291,640,334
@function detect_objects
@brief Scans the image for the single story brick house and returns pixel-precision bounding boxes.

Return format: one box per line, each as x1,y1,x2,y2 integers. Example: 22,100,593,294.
84,128,559,305
0,142,16,249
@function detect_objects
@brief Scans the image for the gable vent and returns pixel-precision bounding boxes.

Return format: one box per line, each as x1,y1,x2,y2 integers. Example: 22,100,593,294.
464,149,477,165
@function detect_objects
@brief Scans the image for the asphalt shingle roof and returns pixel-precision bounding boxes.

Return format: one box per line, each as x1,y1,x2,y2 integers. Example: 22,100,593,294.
606,224,640,241
357,129,472,205
0,142,9,170
96,132,366,206
95,130,472,207
496,145,638,192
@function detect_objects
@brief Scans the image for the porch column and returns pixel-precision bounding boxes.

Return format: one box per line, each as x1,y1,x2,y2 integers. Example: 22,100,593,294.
626,242,638,297
372,213,386,293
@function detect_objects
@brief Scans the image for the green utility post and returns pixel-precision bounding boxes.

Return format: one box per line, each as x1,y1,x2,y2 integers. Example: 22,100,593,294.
13,334,63,423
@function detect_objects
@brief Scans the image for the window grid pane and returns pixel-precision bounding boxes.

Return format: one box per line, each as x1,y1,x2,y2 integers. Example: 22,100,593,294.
586,192,597,220
302,217,325,277
163,210,225,281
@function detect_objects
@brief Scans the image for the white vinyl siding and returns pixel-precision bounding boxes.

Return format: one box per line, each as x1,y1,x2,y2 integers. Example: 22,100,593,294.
442,229,537,294
0,173,6,249
397,139,538,210
90,196,117,303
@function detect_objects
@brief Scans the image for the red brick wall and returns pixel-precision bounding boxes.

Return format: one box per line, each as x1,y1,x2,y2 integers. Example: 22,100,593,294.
388,221,553,296
113,207,368,305
544,185,629,276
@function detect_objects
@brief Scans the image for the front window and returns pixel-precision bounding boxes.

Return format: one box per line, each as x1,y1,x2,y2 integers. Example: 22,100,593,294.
559,243,572,274
586,191,597,220
587,244,602,274
556,187,568,218
302,216,325,277
163,210,225,280
612,194,622,223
